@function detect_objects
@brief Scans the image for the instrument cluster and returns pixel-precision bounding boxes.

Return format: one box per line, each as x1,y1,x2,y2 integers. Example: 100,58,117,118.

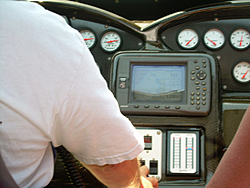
80,29,122,52
176,27,250,51
36,0,250,93
160,18,250,92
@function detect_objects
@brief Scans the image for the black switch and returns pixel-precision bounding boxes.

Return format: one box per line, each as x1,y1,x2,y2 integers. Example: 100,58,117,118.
149,160,158,175
140,160,145,166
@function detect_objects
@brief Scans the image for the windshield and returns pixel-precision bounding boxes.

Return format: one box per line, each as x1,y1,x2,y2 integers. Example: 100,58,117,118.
76,0,227,20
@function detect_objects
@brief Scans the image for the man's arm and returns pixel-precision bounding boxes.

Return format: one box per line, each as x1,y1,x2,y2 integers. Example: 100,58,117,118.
206,105,250,188
82,158,158,188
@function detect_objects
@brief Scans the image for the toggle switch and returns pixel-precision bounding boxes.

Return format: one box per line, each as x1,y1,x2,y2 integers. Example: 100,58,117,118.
149,160,158,175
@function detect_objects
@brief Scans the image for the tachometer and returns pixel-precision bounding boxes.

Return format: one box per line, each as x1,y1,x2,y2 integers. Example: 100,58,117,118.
230,28,250,50
232,61,250,83
100,31,122,52
204,28,225,50
177,28,199,49
80,29,96,49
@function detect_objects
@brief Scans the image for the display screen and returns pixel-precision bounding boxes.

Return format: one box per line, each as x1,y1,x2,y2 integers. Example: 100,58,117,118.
131,65,186,103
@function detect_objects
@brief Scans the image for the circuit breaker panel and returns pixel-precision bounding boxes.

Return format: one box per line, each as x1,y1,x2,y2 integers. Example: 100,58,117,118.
137,129,162,180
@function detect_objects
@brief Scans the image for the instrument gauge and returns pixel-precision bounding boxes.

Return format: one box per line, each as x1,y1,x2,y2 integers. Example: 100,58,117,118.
204,28,225,50
100,31,122,52
230,28,250,50
80,29,96,49
177,28,199,49
232,61,250,83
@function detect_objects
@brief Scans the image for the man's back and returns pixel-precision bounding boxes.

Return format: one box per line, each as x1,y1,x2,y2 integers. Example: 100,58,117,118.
0,1,144,187
0,1,86,186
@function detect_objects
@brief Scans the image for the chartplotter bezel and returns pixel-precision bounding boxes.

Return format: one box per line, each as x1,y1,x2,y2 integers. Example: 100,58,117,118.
110,52,213,116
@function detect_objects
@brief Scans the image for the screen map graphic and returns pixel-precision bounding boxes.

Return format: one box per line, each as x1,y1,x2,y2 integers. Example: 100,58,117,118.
131,65,186,102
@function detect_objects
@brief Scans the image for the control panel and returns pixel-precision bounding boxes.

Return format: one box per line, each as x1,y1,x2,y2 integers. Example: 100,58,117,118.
137,129,162,180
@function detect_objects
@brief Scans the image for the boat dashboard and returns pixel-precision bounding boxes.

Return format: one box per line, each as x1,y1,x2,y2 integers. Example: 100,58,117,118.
33,0,250,187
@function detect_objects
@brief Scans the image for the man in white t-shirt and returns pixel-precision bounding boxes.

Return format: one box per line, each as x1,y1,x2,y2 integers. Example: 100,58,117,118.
0,1,158,187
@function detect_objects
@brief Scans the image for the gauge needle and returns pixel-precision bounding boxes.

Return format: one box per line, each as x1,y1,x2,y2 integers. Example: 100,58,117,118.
207,38,217,46
186,37,195,46
239,35,243,47
242,69,249,79
107,40,119,43
84,38,94,41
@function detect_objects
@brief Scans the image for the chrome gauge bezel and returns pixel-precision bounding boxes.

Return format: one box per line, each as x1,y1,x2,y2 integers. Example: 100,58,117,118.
229,28,250,50
79,29,97,49
232,61,250,83
177,28,199,49
100,30,122,52
203,28,225,50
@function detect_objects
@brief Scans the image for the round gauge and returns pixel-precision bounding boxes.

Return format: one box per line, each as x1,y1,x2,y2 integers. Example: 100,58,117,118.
177,28,199,49
100,31,122,52
80,29,96,49
232,61,250,83
230,28,250,50
204,28,225,50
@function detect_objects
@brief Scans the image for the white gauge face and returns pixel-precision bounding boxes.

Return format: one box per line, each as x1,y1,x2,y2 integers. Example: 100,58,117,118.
177,28,199,49
230,29,250,50
232,61,250,83
204,28,225,49
100,31,121,52
80,30,96,49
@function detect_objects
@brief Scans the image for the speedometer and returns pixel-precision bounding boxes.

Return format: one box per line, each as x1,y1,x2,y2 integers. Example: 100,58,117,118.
232,61,250,83
80,29,96,49
100,31,122,52
204,28,225,50
177,28,199,49
230,28,250,50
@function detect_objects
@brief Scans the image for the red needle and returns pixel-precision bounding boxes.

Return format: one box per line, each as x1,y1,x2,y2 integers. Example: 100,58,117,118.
84,38,94,41
207,38,217,46
107,40,119,43
186,37,195,46
239,35,243,47
242,69,249,79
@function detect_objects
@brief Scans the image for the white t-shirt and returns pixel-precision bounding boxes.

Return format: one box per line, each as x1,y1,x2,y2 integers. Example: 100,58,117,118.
0,1,144,187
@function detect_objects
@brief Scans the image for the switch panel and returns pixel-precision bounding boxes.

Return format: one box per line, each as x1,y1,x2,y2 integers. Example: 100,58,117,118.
167,131,200,176
137,129,162,180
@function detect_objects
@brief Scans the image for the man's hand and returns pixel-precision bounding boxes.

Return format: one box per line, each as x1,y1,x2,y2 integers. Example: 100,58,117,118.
140,165,159,188
82,158,159,188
